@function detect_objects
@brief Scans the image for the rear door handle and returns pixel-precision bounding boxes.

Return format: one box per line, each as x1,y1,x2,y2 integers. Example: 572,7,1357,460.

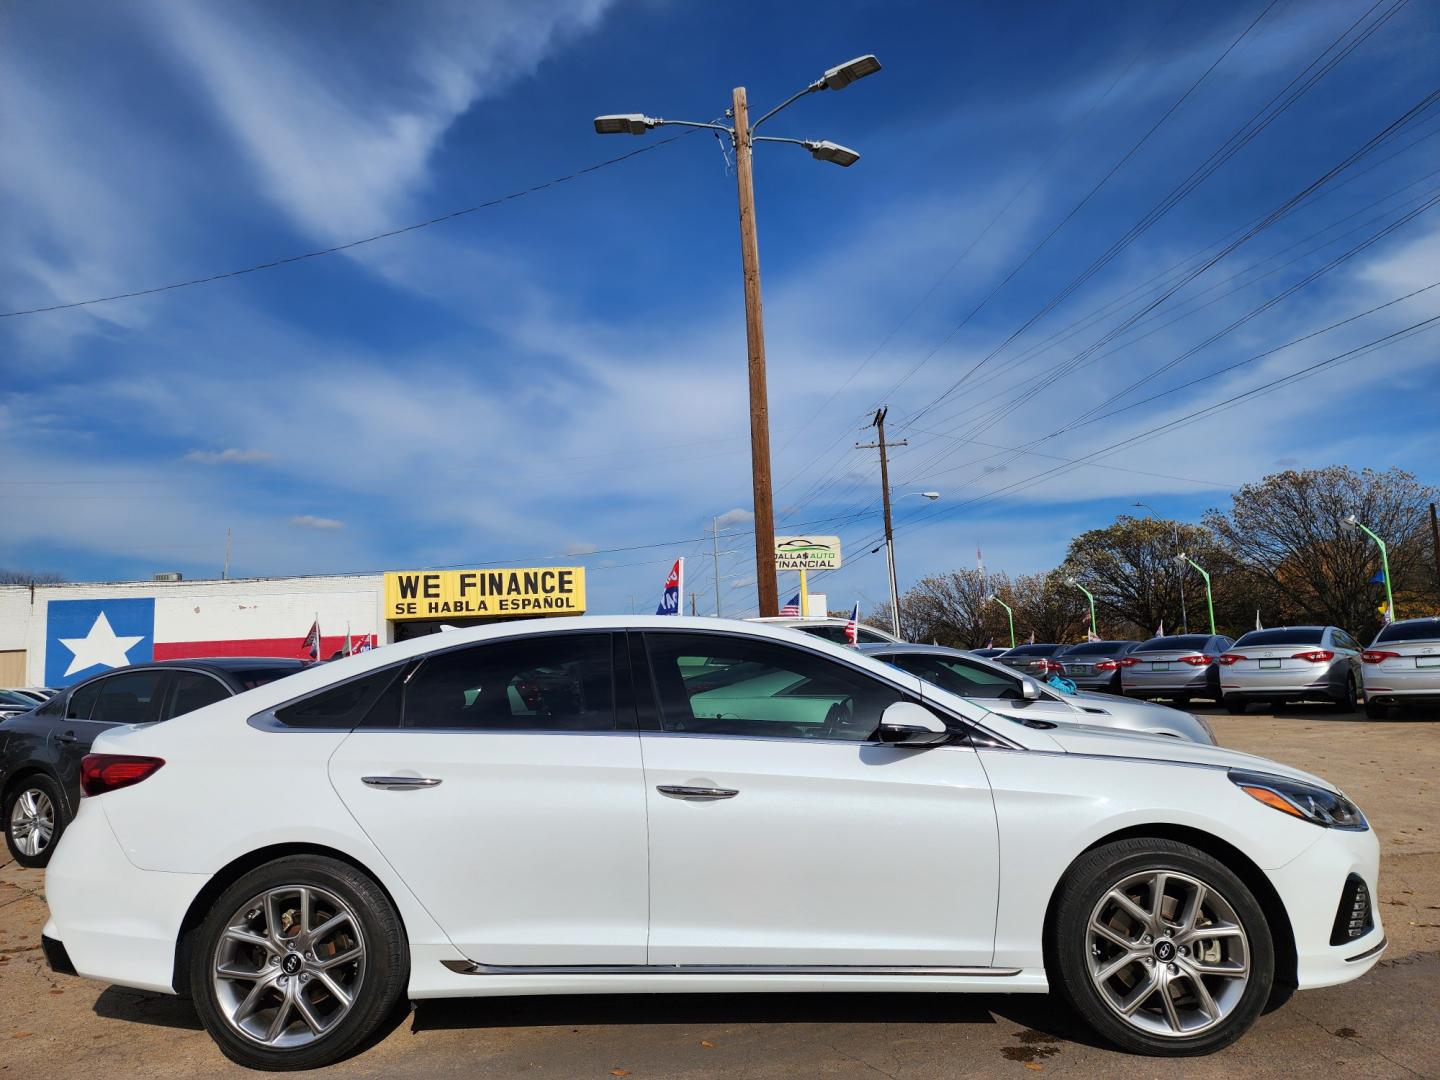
656,785,738,801
55,732,78,745
361,776,442,790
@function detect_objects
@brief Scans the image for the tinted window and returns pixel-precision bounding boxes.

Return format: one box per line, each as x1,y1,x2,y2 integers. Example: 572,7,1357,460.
1135,635,1215,652
275,667,402,730
1060,641,1136,656
35,693,65,717
795,624,848,644
228,667,304,691
169,671,232,716
92,670,168,725
646,632,902,742
1233,628,1324,647
1374,619,1440,644
0,690,35,708
1003,644,1059,656
403,634,615,731
65,680,103,720
887,654,1021,699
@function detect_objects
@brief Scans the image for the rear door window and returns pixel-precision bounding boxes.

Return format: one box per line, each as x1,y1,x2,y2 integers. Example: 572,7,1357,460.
92,670,170,725
65,680,103,720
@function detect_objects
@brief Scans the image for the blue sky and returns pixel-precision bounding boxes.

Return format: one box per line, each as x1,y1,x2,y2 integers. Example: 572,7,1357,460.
2,0,1437,616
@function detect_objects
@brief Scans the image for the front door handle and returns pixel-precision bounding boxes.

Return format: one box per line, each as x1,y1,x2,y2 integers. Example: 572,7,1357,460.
361,776,442,790
55,731,78,745
656,785,738,801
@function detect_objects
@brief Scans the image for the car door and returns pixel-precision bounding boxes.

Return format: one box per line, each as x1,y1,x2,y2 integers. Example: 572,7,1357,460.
328,631,649,965
638,631,1000,967
51,669,171,800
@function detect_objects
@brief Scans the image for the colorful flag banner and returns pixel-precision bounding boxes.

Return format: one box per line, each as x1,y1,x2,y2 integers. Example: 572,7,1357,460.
301,618,320,660
656,558,684,616
780,593,801,616
844,602,861,646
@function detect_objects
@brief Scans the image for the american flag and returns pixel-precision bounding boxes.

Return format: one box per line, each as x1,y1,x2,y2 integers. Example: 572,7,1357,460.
780,593,801,617
844,602,861,646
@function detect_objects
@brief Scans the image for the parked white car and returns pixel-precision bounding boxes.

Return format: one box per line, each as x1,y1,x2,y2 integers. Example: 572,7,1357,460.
43,617,1382,1070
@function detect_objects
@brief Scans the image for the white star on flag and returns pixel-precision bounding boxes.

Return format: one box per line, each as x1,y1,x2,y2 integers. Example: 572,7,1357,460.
57,611,145,677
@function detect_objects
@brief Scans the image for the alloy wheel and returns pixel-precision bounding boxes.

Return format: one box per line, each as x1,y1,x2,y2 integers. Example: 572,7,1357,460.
212,884,367,1049
1086,869,1250,1038
8,788,55,858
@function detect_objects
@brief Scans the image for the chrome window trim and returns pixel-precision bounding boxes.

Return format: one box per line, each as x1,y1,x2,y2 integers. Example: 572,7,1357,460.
440,959,1022,977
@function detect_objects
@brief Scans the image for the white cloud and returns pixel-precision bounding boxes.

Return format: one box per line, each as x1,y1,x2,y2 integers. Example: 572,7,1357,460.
715,508,754,530
184,448,277,466
290,515,345,531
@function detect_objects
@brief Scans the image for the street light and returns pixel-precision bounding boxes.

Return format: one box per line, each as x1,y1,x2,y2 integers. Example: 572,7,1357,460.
986,594,1016,650
1174,553,1216,635
1065,576,1098,639
875,491,942,639
1341,512,1395,621
594,56,880,618
1134,501,1188,634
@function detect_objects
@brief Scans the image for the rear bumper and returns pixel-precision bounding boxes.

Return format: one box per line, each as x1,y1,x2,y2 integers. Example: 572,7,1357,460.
43,801,208,995
1121,672,1215,697
1221,668,1344,699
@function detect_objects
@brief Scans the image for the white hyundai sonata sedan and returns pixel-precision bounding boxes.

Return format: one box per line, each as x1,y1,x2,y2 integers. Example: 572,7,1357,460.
42,617,1383,1070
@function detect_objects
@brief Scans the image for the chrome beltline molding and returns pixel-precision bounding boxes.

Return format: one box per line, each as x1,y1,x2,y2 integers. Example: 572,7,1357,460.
441,960,1023,976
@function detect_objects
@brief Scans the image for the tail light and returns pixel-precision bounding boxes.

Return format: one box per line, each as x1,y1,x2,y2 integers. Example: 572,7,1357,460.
1361,650,1399,664
1179,654,1214,666
80,754,165,797
1095,659,1120,671
1292,650,1335,663
1118,656,1141,668
1040,659,1065,674
1218,653,1244,666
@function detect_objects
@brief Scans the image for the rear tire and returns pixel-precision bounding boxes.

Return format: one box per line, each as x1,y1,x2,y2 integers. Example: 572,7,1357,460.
1223,696,1248,715
1337,675,1358,712
3,773,66,869
188,855,409,1071
1364,698,1389,720
1049,838,1273,1056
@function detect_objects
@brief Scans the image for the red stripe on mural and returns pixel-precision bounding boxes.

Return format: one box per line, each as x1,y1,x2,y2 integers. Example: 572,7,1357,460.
153,635,372,660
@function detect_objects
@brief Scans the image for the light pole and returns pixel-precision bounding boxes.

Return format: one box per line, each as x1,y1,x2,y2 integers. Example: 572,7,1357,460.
876,490,940,639
595,55,880,617
1065,576,1097,639
1174,553,1216,635
1342,512,1395,620
1134,502,1187,634
987,594,1016,650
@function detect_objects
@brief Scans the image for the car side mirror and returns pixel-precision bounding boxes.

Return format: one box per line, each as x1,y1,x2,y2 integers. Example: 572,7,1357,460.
1021,678,1042,701
876,701,950,747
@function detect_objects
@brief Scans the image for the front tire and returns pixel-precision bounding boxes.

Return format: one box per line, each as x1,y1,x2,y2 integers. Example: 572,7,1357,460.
189,855,408,1071
3,774,65,868
1049,838,1274,1056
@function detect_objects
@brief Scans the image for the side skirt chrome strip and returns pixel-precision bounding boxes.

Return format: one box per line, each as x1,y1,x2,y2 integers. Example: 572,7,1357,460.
441,960,1023,977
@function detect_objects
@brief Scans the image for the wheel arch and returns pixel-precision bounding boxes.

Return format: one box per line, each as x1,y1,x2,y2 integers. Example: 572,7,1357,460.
1040,822,1298,994
170,842,410,997
1,764,68,815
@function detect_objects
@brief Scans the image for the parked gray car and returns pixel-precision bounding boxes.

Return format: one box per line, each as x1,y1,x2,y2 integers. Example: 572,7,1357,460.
1360,616,1440,718
995,642,1063,676
1052,640,1142,692
1120,633,1234,704
1218,626,1363,714
860,643,1216,743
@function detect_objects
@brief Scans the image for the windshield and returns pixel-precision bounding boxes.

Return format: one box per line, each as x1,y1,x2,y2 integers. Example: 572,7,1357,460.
1136,635,1213,652
1004,644,1058,656
887,654,1023,700
1060,641,1134,656
1233,628,1325,647
1374,619,1440,645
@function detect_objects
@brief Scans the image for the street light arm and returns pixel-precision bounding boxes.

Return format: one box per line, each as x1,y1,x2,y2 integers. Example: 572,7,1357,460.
750,83,823,131
653,118,735,136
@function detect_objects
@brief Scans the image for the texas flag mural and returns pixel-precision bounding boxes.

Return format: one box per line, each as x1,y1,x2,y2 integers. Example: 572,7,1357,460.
44,596,377,686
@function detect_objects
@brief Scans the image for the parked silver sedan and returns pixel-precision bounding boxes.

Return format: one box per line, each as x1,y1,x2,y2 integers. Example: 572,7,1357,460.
861,643,1216,743
1360,616,1440,718
994,642,1063,675
1120,633,1234,704
1052,640,1142,692
1218,626,1363,714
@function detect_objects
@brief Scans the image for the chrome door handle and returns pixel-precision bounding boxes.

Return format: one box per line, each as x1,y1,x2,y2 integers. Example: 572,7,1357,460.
656,785,738,801
361,776,442,789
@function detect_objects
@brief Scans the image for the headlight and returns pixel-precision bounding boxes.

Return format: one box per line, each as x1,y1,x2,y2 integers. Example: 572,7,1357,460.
1228,769,1368,830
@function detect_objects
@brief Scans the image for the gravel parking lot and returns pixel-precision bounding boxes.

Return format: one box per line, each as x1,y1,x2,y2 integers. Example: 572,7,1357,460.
3,707,1437,1079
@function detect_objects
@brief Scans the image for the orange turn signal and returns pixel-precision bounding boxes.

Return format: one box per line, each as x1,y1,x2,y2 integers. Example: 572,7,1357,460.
1240,785,1305,818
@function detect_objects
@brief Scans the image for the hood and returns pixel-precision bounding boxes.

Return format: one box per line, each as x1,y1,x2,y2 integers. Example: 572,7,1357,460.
1041,724,1337,791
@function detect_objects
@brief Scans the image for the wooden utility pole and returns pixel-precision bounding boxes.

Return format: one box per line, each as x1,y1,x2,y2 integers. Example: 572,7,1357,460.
732,86,779,618
856,406,907,639
1431,503,1440,588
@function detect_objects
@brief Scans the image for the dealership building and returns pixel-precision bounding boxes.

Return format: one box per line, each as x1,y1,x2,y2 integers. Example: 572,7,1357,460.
0,566,587,688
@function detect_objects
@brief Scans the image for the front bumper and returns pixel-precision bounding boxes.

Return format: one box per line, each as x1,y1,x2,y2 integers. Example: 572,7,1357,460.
1268,822,1385,989
43,800,208,995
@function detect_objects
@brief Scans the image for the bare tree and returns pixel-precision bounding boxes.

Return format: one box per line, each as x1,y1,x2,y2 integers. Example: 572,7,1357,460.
1204,467,1440,640
0,569,66,585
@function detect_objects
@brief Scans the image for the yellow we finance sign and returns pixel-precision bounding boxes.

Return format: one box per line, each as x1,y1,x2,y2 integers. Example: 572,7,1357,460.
384,568,586,620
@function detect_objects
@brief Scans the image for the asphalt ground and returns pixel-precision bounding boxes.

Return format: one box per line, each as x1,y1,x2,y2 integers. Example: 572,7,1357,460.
2,706,1437,1079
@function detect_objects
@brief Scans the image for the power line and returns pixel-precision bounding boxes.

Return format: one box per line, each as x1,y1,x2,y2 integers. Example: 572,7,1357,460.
0,135,693,319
